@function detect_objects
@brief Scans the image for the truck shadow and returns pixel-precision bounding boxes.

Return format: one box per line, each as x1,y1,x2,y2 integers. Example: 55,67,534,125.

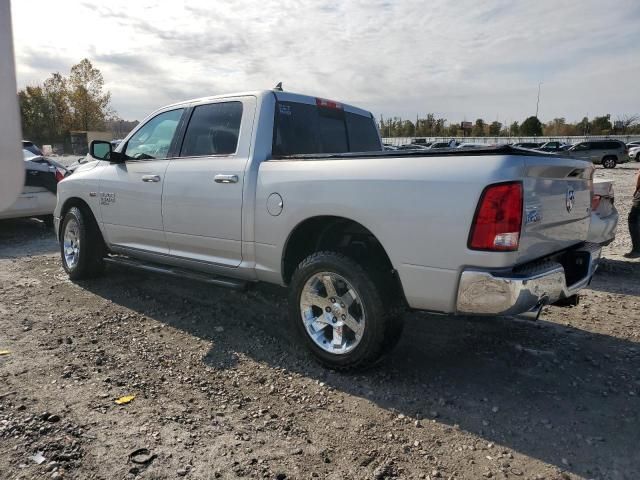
588,257,640,297
0,219,58,258
81,264,640,479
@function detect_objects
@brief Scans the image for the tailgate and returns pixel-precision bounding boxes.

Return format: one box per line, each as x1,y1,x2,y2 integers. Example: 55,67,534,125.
518,156,594,263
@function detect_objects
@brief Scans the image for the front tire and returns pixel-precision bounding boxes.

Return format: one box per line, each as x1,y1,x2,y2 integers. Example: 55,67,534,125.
602,157,617,169
288,251,403,371
60,206,105,280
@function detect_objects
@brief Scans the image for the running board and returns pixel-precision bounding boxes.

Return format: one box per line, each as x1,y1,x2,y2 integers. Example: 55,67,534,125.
103,256,248,291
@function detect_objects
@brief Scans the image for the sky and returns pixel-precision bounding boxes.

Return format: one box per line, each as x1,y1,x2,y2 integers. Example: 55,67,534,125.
10,0,640,124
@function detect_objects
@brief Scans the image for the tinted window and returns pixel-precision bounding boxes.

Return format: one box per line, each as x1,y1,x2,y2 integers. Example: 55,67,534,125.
273,101,380,156
573,142,590,151
598,141,621,150
125,109,184,160
317,107,348,152
181,102,243,157
346,112,380,152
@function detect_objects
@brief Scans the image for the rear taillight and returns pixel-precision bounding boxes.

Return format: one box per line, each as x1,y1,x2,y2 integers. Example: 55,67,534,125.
591,194,601,211
55,168,65,182
469,182,523,251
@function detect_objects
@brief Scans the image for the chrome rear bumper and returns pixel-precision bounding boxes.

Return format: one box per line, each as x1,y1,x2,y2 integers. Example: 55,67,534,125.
456,243,601,316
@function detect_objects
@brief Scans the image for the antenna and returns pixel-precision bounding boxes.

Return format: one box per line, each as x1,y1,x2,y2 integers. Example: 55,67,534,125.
274,82,283,91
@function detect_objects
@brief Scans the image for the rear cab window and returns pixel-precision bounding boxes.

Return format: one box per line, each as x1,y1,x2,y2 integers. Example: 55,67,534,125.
273,98,381,156
180,102,243,157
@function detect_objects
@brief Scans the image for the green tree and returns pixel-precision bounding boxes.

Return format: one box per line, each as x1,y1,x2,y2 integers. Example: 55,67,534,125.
488,121,502,136
68,59,112,131
576,117,590,135
520,116,543,136
18,86,51,145
472,118,486,136
42,73,71,142
18,59,114,148
509,121,519,136
590,114,612,135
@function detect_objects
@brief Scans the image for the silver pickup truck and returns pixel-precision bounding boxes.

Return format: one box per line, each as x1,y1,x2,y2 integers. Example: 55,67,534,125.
54,89,604,370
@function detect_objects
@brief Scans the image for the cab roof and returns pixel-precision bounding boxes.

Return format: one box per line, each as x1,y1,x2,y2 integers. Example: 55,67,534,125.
162,89,373,118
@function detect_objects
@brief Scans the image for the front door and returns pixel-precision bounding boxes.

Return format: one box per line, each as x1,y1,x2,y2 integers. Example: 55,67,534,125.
99,108,184,254
162,98,254,267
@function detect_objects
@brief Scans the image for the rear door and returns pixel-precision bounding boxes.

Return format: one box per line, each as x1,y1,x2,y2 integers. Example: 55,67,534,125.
99,108,185,254
162,97,254,267
590,141,608,163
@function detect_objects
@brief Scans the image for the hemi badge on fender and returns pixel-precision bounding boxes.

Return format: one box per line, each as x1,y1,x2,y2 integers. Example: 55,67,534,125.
89,192,97,197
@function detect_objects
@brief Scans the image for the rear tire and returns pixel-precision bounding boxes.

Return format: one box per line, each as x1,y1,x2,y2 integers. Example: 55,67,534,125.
60,206,105,280
602,157,617,169
288,251,404,371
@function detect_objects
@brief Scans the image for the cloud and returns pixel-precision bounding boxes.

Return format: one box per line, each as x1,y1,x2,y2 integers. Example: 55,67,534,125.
11,0,640,122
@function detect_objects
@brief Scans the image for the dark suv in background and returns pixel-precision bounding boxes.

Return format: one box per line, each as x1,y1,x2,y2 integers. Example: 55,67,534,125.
565,139,628,168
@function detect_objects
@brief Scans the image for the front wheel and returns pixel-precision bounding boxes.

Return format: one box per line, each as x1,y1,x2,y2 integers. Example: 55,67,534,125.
288,251,403,371
602,157,617,169
60,206,105,280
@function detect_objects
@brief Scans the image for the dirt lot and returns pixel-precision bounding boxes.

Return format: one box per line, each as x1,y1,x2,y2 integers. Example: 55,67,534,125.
1,166,639,480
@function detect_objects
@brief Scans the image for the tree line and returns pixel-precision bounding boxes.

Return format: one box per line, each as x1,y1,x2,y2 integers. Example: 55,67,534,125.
18,59,117,148
378,113,640,138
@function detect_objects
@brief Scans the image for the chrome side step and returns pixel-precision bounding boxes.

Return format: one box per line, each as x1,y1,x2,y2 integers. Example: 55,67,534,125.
103,255,248,291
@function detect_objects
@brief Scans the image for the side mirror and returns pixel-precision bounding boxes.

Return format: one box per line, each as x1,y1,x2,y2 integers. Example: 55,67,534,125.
90,140,112,160
90,140,125,162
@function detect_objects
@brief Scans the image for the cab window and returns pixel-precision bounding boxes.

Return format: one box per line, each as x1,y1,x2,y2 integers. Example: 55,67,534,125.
180,102,243,157
124,109,184,160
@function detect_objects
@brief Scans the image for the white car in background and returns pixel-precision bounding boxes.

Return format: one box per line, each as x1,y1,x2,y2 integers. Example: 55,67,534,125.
0,149,68,227
629,146,640,162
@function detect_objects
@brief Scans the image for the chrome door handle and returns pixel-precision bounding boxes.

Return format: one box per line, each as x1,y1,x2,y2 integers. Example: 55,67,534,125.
142,175,161,183
214,174,238,184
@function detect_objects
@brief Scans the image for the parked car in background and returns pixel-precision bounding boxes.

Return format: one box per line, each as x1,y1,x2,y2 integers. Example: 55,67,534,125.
54,88,604,369
626,141,640,150
628,145,640,162
513,142,544,149
428,141,454,149
587,178,618,246
397,144,428,150
0,149,69,226
537,141,569,152
565,140,628,168
457,143,485,149
22,140,43,156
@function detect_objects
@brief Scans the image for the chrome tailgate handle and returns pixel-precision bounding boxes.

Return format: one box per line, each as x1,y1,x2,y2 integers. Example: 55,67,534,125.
215,174,238,184
142,175,161,183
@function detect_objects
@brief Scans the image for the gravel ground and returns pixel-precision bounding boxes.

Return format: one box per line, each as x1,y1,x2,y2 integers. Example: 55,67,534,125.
1,166,639,480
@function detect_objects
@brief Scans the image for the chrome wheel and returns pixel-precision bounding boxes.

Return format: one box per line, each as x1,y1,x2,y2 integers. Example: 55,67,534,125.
299,272,365,355
63,218,81,269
